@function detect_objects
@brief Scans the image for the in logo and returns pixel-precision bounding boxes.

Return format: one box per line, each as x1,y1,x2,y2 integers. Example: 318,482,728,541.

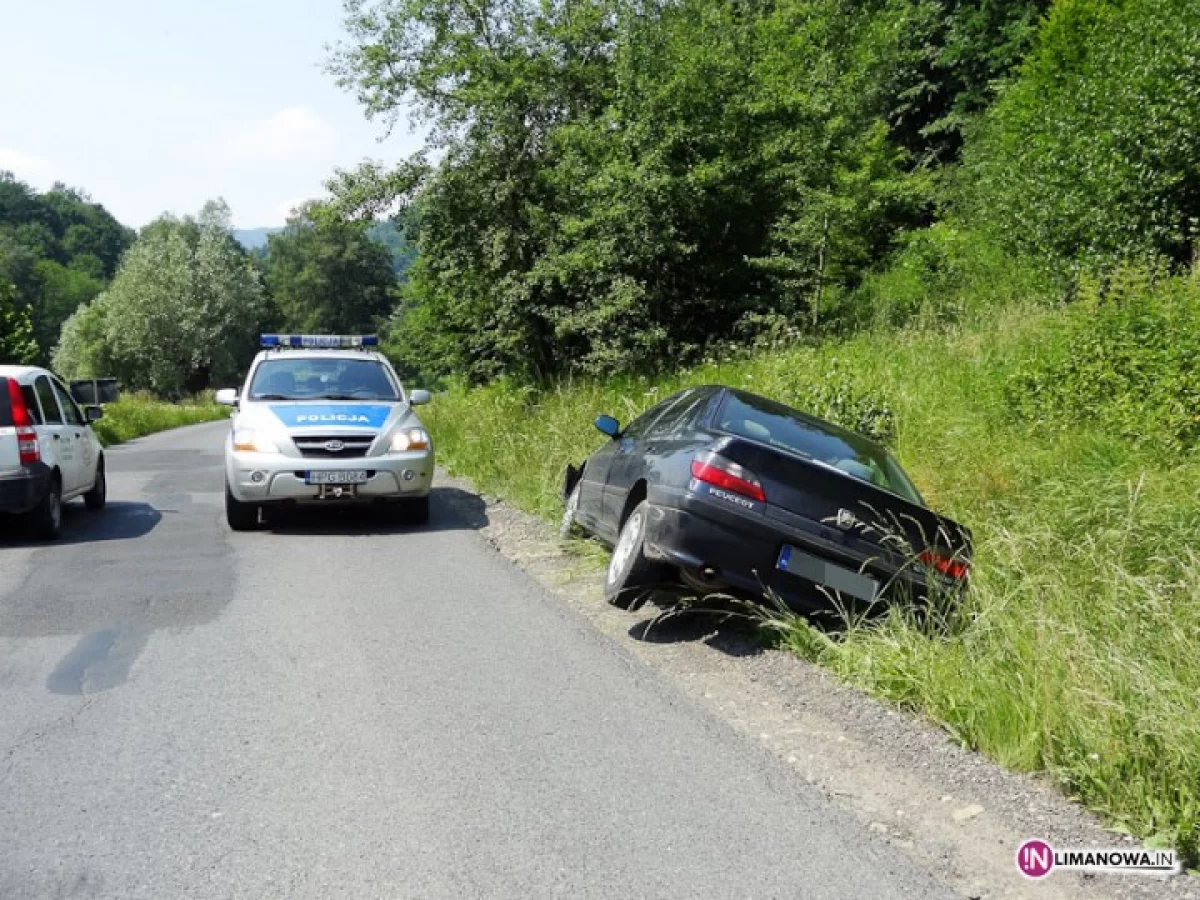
323,440,345,453
1018,839,1054,879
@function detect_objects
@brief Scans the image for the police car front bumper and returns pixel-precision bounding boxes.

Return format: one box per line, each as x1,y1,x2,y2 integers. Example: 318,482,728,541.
225,448,434,504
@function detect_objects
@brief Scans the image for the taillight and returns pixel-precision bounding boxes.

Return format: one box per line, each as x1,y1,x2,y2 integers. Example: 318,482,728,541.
919,548,969,580
691,451,766,503
8,379,39,464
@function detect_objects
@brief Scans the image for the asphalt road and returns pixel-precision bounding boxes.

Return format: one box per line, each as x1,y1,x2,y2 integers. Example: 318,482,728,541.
0,421,956,899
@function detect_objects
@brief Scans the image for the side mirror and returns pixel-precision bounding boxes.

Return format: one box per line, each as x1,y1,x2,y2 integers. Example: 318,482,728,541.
85,406,103,423
214,388,239,407
409,389,432,406
594,414,621,439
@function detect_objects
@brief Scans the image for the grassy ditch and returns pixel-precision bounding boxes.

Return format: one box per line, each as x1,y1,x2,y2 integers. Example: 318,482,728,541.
91,393,228,446
423,282,1200,860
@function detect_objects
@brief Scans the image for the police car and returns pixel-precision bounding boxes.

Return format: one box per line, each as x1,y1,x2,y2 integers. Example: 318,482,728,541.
216,335,434,530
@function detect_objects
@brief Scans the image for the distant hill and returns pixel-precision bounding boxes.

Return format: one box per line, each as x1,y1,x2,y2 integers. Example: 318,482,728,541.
232,227,284,250
234,221,415,277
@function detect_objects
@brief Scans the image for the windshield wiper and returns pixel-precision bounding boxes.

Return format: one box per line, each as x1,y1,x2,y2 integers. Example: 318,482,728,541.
252,393,291,400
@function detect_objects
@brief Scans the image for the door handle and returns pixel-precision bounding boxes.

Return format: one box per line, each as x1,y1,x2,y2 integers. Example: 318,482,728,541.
53,434,60,441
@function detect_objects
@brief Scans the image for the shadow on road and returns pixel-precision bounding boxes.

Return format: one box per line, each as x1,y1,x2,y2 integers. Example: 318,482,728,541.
0,501,163,547
627,592,769,659
261,486,489,536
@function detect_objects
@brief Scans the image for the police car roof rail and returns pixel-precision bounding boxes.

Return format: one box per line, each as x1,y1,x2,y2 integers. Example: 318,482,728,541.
260,334,379,351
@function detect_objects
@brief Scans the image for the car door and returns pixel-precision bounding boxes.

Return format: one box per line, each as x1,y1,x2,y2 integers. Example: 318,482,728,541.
602,389,701,527
32,374,78,494
52,377,94,494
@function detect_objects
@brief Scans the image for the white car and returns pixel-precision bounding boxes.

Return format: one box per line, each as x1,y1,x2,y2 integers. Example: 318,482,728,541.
217,334,435,531
0,366,107,539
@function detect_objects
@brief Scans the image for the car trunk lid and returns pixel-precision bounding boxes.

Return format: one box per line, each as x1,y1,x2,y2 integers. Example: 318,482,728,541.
712,435,971,570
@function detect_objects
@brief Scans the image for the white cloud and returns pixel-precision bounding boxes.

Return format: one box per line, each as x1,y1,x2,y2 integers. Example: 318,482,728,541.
227,106,338,164
0,146,57,183
274,195,312,223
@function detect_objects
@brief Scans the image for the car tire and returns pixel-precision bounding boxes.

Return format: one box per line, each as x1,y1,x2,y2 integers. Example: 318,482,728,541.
84,457,106,511
604,500,668,610
559,481,583,539
225,484,262,531
27,474,62,540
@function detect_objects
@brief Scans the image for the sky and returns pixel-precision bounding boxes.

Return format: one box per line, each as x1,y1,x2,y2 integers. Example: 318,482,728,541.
0,0,424,229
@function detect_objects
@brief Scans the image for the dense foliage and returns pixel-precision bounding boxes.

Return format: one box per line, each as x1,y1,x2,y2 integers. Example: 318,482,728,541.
54,201,269,396
0,173,133,362
965,0,1200,267
0,279,37,365
328,0,1056,380
263,208,399,335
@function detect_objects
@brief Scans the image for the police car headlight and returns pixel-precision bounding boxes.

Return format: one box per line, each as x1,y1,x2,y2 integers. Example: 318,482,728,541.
390,428,430,452
232,427,279,454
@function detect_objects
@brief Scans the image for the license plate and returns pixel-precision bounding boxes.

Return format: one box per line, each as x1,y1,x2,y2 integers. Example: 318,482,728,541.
777,545,879,602
305,470,369,485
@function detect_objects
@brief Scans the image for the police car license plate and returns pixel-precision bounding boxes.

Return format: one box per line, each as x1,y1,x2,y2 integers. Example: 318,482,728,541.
305,470,369,485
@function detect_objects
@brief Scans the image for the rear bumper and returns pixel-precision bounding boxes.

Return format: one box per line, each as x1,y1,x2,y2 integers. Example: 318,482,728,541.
0,463,51,515
642,487,936,613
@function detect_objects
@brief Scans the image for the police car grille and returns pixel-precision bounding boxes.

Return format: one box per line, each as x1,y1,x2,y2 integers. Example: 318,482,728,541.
294,434,376,458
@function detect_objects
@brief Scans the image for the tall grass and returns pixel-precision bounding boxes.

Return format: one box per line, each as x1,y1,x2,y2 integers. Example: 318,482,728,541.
423,296,1200,860
92,392,228,446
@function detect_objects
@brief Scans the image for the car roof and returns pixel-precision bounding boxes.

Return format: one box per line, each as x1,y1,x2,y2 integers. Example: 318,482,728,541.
252,350,390,364
0,365,49,380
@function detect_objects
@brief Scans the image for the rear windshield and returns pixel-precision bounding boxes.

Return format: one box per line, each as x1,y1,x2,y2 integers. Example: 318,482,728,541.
716,391,922,503
248,358,400,402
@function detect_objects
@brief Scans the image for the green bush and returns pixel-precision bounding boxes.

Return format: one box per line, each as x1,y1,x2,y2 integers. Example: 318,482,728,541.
91,393,227,446
851,223,1053,328
1007,266,1200,453
964,0,1200,267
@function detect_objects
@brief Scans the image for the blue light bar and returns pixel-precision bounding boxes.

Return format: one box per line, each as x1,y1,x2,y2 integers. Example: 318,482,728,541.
260,334,378,349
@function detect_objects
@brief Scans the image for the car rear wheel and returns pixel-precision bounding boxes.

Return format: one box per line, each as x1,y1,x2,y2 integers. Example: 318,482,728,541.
84,457,106,511
559,481,583,539
26,475,62,540
225,484,262,531
604,500,669,610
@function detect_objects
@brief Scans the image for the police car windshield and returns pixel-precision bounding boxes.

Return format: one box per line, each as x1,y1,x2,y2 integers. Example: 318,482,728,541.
248,358,400,402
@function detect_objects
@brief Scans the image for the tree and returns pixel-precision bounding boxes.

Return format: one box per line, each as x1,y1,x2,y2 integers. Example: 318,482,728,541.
0,172,133,363
263,206,398,334
54,200,269,396
0,280,37,365
963,0,1200,267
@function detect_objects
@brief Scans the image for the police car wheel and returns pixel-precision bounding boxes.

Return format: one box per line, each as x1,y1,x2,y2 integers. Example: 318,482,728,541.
225,484,263,531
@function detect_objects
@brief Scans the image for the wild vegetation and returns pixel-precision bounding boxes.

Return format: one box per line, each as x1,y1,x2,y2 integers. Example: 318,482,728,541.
48,201,411,397
0,174,133,364
90,393,228,446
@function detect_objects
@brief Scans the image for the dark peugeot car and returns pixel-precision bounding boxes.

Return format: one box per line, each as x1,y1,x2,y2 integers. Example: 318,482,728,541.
561,385,971,614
